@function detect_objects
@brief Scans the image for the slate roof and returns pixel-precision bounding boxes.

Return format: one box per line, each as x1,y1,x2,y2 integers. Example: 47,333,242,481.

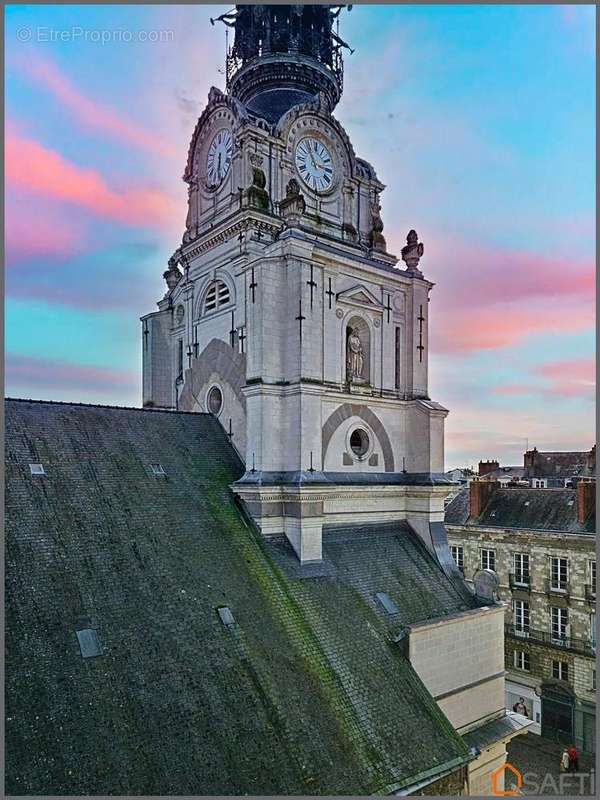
445,487,595,534
524,449,592,479
5,398,474,796
485,466,526,481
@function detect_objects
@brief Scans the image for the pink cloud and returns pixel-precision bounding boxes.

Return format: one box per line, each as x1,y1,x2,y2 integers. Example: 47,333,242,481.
431,299,595,354
6,353,137,394
17,53,176,156
5,206,82,260
425,235,595,308
491,358,595,399
421,232,595,354
5,129,177,227
537,357,595,383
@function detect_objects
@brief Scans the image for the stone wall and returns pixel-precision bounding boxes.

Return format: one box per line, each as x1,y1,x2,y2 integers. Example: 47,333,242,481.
446,523,596,723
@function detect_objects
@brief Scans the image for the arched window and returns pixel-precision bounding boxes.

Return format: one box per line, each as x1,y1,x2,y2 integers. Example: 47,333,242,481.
203,280,231,314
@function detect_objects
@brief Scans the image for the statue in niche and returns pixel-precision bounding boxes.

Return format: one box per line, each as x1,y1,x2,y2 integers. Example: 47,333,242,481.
346,328,364,382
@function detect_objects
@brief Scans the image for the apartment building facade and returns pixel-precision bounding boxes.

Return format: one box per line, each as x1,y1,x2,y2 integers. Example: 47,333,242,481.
445,480,596,754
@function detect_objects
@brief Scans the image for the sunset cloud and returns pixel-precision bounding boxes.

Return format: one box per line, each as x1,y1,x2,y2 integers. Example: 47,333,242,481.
431,299,595,354
492,358,595,399
17,53,176,156
6,353,138,396
5,205,83,260
5,129,177,227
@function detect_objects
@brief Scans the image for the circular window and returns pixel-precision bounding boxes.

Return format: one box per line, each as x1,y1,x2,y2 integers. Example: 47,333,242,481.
207,385,223,416
349,428,369,458
175,304,185,324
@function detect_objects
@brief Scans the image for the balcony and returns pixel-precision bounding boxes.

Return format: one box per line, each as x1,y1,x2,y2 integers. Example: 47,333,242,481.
509,572,531,590
505,624,595,657
585,584,596,602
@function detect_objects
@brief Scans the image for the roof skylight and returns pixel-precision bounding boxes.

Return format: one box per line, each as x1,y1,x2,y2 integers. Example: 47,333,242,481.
29,464,45,475
375,592,399,615
217,606,235,626
76,628,102,658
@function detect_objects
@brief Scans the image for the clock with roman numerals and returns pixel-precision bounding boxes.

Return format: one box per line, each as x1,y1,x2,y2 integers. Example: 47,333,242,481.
295,137,335,193
206,129,233,187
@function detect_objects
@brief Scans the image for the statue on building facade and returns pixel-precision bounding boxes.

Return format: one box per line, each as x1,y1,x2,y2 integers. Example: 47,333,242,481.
346,328,364,381
401,229,424,272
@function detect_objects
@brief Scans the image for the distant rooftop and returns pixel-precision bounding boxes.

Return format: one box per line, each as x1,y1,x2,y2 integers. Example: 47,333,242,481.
445,486,595,535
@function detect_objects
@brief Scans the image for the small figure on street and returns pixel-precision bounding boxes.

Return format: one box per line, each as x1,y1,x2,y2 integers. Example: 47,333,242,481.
567,743,579,772
513,697,528,716
560,747,570,773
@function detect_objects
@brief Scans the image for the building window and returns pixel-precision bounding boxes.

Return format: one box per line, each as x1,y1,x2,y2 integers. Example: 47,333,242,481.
513,650,530,671
349,428,370,458
593,670,596,691
207,385,223,416
514,599,530,635
395,327,401,390
203,280,231,314
552,660,569,682
589,561,596,596
551,606,569,645
514,552,530,585
481,548,496,572
591,612,596,651
550,557,568,591
451,545,464,572
177,339,184,379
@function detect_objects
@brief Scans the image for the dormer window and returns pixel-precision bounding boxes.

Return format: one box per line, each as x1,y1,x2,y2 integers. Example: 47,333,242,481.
203,281,231,314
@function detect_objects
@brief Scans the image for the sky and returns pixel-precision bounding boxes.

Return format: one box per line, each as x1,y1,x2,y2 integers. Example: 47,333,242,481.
4,3,596,468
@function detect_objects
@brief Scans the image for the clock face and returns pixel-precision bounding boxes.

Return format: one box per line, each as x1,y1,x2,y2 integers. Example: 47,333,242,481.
206,129,233,186
295,137,334,192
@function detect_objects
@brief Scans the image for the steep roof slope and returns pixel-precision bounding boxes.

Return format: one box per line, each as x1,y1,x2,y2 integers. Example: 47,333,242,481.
6,399,471,795
445,486,595,534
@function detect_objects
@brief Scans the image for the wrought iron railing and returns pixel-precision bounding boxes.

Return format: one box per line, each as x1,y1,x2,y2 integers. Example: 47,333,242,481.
226,36,344,94
505,624,595,657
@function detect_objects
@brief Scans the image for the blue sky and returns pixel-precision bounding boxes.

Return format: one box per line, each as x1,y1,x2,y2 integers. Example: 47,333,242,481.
5,4,595,467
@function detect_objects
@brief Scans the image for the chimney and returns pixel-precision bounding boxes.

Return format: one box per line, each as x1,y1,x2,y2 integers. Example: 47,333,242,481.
524,447,538,475
478,459,499,477
470,480,500,518
586,445,596,474
576,480,595,524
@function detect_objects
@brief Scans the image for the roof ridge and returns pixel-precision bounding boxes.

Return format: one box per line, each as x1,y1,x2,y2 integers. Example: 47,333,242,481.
4,397,211,417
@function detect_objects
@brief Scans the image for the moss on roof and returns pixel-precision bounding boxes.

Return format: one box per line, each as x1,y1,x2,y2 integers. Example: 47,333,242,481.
5,399,470,795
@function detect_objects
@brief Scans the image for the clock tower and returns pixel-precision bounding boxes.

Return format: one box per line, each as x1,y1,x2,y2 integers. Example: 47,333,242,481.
141,5,459,576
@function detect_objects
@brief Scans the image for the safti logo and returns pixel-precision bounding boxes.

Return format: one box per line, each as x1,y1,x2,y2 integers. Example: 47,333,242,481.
491,763,523,796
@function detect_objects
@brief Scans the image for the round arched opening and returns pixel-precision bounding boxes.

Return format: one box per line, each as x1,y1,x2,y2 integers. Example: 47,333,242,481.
350,428,370,458
207,385,223,416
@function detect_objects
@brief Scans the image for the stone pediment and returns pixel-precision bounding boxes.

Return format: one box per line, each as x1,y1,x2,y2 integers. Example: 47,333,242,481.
336,284,384,311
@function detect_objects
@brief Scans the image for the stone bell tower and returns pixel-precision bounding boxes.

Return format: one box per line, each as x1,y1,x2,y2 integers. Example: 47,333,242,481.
141,5,459,575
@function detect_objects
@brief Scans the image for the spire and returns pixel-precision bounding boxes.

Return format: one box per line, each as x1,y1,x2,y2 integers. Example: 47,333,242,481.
214,5,352,123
